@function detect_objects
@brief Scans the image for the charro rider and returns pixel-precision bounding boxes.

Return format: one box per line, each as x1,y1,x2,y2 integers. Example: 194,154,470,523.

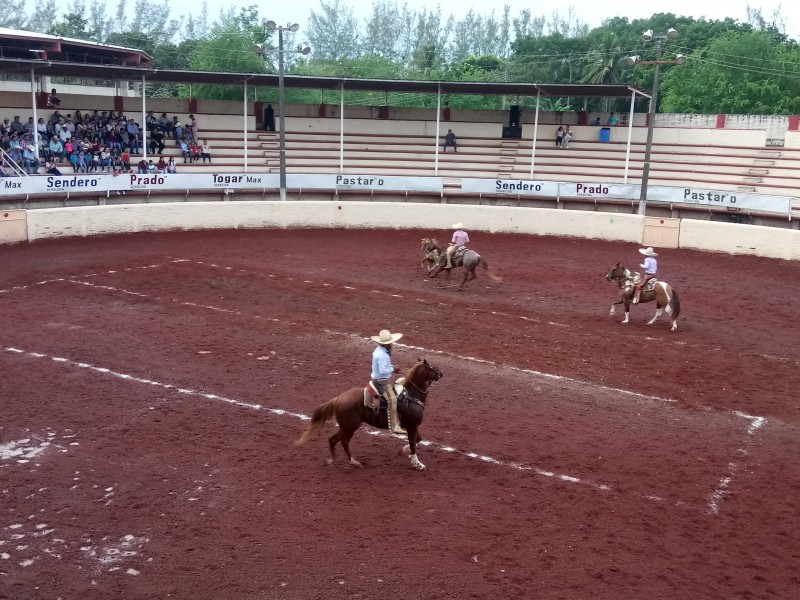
445,222,469,270
371,329,406,434
632,247,658,304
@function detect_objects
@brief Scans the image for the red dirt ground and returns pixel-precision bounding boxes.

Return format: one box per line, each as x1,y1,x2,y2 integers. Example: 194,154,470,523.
1,227,799,600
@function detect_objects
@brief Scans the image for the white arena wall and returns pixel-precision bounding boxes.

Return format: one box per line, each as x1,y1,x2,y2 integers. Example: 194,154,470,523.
20,201,800,261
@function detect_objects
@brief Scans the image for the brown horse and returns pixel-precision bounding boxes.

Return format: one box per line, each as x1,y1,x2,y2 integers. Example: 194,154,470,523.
423,239,500,290
605,263,681,331
296,359,443,470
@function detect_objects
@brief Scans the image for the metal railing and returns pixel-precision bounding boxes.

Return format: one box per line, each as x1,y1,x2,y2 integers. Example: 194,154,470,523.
0,148,28,177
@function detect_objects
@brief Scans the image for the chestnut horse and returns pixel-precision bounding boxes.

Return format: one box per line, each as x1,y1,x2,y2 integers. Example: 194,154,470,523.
296,359,443,470
605,263,681,331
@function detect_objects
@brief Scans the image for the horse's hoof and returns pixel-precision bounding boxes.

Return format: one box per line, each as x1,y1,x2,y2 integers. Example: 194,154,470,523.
413,462,427,471
325,457,334,466
350,458,363,468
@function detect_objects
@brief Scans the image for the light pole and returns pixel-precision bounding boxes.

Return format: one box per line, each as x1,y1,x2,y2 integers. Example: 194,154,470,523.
254,21,310,202
626,28,685,215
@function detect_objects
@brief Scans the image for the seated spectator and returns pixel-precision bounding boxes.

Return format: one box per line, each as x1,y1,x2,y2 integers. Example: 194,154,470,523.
167,157,177,174
607,112,619,126
100,147,112,173
555,125,564,147
0,164,10,177
591,117,602,126
147,159,156,174
76,151,88,173
174,123,184,144
561,126,573,149
137,158,148,174
45,161,62,175
121,150,131,171
158,113,171,133
9,116,26,135
69,151,79,172
190,141,201,163
200,139,212,163
9,146,23,168
145,111,158,132
443,129,457,152
180,140,192,163
156,156,167,174
111,155,124,174
36,117,48,139
89,151,100,172
149,130,165,154
1,118,10,135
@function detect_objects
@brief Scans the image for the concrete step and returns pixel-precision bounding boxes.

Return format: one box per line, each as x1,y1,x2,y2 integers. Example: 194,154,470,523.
747,168,770,175
743,176,763,184
737,185,757,192
757,150,781,158
753,159,776,166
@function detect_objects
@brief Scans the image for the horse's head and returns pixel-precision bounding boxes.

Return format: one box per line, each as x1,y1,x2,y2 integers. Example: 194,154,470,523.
605,263,628,282
406,358,443,391
420,238,441,253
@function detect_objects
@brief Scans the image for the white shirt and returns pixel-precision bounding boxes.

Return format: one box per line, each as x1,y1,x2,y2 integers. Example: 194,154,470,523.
371,345,394,380
640,256,657,275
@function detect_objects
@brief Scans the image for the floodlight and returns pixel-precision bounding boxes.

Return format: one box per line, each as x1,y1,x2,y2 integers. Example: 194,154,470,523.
675,54,686,65
289,23,299,33
667,28,678,39
625,55,640,66
297,43,311,56
265,20,277,31
252,44,265,55
642,29,653,42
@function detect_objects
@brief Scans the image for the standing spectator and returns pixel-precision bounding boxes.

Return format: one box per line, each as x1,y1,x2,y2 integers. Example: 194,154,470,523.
607,112,619,126
443,129,457,153
188,114,198,142
171,116,180,137
561,126,573,148
46,88,62,108
264,104,275,131
200,139,212,163
555,125,564,147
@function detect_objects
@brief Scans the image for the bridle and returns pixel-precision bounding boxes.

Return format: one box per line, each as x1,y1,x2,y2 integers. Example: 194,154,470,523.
404,364,442,405
610,267,632,289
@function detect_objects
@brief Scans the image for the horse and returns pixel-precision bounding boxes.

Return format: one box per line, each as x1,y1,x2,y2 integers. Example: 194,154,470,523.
605,263,681,331
420,237,443,270
296,359,444,470
425,242,501,290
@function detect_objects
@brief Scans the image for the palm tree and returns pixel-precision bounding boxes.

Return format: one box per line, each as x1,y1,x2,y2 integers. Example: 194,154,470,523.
579,33,628,111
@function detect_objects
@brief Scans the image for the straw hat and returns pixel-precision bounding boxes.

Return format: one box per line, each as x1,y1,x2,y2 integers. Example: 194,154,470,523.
452,222,466,229
639,247,658,257
371,329,403,345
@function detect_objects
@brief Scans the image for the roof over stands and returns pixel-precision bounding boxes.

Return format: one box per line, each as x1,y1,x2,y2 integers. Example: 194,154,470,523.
0,28,151,67
0,58,651,99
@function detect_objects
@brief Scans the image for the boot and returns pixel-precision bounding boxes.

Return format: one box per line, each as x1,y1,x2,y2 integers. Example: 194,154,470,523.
389,395,406,434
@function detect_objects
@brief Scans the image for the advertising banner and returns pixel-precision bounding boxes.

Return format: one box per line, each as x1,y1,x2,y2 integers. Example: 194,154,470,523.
460,178,559,197
287,174,443,192
559,182,635,200
645,186,792,215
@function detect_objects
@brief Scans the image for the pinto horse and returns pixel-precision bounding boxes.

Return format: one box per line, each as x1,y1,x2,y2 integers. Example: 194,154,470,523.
605,263,681,331
296,359,443,470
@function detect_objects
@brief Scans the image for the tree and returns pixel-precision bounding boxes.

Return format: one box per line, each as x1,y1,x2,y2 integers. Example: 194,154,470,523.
307,0,360,61
0,0,28,30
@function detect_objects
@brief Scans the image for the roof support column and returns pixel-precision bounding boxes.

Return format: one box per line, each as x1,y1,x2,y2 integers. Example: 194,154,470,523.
243,79,248,173
141,75,147,160
623,90,635,183
529,90,540,178
434,84,441,176
339,83,345,173
30,66,39,163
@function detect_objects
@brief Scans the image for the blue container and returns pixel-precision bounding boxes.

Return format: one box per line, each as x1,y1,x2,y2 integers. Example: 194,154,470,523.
599,127,611,143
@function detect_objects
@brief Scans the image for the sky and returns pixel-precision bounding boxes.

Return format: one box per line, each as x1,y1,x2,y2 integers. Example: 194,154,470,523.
21,0,800,41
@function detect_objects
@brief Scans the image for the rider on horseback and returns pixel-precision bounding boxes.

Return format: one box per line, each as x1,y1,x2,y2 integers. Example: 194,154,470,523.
633,247,658,304
370,329,406,434
446,223,469,270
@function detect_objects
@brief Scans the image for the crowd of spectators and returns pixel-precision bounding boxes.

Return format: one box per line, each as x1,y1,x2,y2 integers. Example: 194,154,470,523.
1,98,201,176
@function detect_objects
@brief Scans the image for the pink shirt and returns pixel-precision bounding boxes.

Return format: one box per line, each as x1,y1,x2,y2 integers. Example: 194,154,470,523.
452,230,469,245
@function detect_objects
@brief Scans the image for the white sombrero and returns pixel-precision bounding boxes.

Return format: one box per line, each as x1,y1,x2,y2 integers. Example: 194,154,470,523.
452,222,466,229
639,247,658,257
371,329,403,345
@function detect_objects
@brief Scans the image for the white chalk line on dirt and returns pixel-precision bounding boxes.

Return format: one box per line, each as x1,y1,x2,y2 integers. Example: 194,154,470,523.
3,346,619,496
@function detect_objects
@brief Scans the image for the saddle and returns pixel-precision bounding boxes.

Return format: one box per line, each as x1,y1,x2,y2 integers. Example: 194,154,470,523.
452,245,468,259
363,378,406,411
632,273,658,292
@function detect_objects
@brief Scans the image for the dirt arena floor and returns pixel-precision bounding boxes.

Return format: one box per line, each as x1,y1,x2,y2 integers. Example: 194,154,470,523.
1,227,799,600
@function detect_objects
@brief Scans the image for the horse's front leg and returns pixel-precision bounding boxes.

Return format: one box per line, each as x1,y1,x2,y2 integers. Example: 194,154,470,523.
622,300,631,324
610,297,623,316
405,427,425,470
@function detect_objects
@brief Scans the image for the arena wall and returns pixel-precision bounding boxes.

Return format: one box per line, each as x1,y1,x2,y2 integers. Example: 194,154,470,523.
20,201,800,260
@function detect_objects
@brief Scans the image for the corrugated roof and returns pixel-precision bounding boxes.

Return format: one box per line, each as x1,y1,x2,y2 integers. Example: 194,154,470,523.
0,57,650,98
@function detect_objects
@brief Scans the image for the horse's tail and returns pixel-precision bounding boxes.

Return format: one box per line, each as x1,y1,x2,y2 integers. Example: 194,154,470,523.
480,255,503,282
671,288,681,320
295,397,337,445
